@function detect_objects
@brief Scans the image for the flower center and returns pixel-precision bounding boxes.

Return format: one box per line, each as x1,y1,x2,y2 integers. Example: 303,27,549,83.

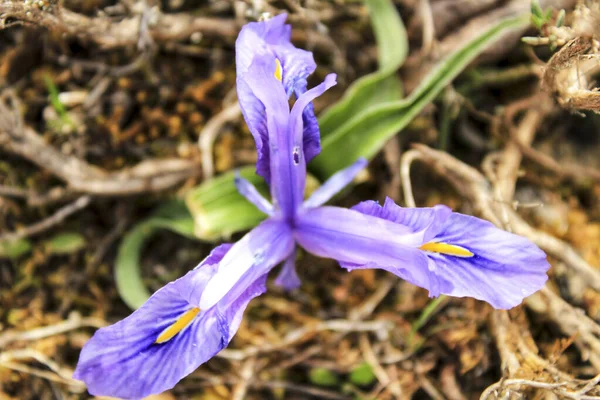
155,307,201,344
419,242,474,257
274,58,283,82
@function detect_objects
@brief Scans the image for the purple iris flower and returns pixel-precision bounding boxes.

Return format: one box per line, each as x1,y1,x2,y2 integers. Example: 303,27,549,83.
74,14,550,399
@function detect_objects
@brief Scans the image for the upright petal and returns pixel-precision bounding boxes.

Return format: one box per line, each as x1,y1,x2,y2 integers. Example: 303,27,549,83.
299,95,322,163
351,198,550,309
287,73,337,212
236,14,320,183
236,14,315,95
241,53,295,214
199,217,294,310
74,245,266,399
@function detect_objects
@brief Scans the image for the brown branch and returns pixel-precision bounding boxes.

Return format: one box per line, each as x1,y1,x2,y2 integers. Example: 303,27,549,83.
0,2,337,54
0,92,200,196
527,287,600,370
0,195,91,242
512,136,600,183
0,3,236,47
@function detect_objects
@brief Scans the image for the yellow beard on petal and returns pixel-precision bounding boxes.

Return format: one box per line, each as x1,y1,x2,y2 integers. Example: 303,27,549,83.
155,307,201,344
419,242,474,258
274,58,283,82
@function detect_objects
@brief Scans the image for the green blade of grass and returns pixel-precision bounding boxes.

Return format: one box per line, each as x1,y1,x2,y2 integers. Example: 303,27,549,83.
115,200,195,309
318,0,407,136
310,15,529,178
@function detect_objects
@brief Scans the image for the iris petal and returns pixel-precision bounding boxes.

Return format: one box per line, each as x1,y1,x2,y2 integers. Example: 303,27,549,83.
199,217,294,310
275,248,301,290
294,206,433,290
350,198,550,309
242,53,294,215
73,245,266,399
303,158,368,208
236,14,319,184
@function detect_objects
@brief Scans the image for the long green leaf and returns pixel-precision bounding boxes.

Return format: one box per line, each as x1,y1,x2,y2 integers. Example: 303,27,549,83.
115,200,195,309
310,15,529,178
318,0,407,136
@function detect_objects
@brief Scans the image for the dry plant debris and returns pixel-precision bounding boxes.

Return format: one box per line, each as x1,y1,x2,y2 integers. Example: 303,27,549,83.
0,0,599,399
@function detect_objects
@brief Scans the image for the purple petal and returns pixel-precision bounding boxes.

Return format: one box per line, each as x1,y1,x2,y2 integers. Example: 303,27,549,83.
351,198,550,309
295,206,434,289
235,170,273,215
299,96,321,163
236,14,315,96
420,212,549,309
289,74,337,149
236,78,270,181
241,53,296,215
275,248,301,290
74,245,265,399
236,14,318,183
304,158,368,208
352,198,451,243
286,73,337,212
199,217,294,310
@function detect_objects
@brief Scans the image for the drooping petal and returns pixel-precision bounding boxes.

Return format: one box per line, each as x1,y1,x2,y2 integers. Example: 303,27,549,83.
236,14,318,183
303,158,368,208
199,217,294,310
352,198,452,243
275,248,301,290
74,245,265,399
351,198,550,309
294,206,435,289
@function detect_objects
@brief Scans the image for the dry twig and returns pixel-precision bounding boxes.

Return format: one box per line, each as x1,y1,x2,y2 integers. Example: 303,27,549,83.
0,312,106,348
0,91,200,196
199,101,241,179
0,195,91,242
0,2,337,54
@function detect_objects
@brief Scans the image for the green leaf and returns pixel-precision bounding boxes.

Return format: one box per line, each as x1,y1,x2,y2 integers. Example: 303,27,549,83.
408,295,448,350
319,0,407,137
43,74,75,132
185,167,269,241
44,232,86,254
309,15,529,178
0,238,32,259
349,362,376,386
115,200,196,310
309,367,339,387
530,0,543,17
555,9,566,27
